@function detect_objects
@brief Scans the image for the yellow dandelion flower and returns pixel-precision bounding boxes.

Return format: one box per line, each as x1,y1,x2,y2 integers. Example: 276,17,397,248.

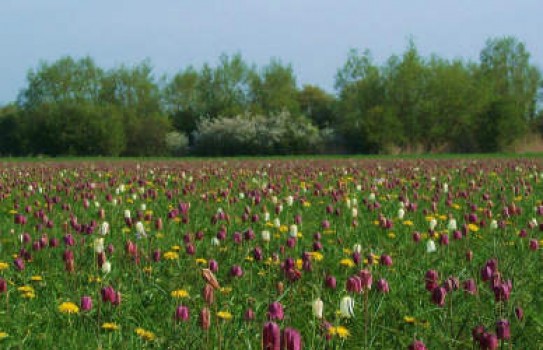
296,259,303,270
297,232,303,238
18,285,34,293
30,276,43,282
122,227,131,234
340,259,355,268
335,326,350,339
195,258,207,265
245,256,254,262
308,252,324,261
163,251,179,260
439,215,447,221
0,262,9,271
58,301,79,314
88,276,102,283
0,332,8,340
404,316,416,324
102,323,120,331
257,270,267,276
425,216,435,222
303,202,311,207
8,210,17,214
403,220,414,226
171,289,189,298
452,203,461,210
22,292,35,299
173,217,181,223
468,224,479,232
388,232,396,239
135,328,156,341
217,311,232,320
373,220,380,226
279,225,288,233
171,245,181,251
342,248,352,255
143,266,152,273
220,286,233,295
265,222,274,227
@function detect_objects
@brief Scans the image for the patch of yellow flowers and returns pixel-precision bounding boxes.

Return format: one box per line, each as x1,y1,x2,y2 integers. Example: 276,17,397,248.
171,289,189,298
135,328,156,341
328,325,350,339
163,251,179,260
58,301,79,314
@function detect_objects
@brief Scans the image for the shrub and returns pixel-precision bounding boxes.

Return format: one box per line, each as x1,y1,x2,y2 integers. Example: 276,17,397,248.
165,131,189,156
192,111,327,155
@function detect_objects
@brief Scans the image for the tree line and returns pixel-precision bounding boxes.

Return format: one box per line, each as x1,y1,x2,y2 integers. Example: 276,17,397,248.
0,36,541,156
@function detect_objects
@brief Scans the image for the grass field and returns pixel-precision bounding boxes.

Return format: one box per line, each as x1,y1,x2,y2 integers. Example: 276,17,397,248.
0,157,542,349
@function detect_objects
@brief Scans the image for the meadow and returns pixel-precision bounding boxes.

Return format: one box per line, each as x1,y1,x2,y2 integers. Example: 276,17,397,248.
0,157,542,349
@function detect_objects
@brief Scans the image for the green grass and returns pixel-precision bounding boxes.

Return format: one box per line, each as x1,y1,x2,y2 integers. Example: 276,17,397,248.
0,157,542,349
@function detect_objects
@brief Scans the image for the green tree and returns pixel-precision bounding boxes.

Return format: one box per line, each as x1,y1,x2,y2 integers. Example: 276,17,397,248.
249,59,300,115
18,56,103,108
0,104,26,155
165,54,254,141
297,85,336,128
101,61,171,156
477,37,541,150
164,67,202,137
384,41,427,151
335,49,403,153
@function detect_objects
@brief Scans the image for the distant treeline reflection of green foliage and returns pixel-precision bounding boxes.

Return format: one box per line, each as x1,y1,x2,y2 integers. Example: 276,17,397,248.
0,36,541,156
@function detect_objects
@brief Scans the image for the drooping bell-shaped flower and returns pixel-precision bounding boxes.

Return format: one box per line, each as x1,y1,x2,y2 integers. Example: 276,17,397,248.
339,296,354,318
312,298,323,319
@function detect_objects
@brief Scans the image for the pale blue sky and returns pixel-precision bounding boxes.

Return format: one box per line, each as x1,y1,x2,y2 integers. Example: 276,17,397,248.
1,0,541,104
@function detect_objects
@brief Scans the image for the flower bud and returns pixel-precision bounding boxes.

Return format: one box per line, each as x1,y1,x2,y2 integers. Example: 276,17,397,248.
268,301,284,321
199,307,211,330
262,322,281,350
80,296,93,311
281,327,302,350
312,298,323,319
203,283,214,305
175,305,190,321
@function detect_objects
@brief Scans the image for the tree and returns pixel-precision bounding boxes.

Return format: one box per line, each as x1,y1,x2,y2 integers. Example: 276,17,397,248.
249,59,300,115
477,37,541,150
164,67,202,138
0,104,26,155
297,85,336,128
384,41,427,151
21,102,125,156
18,56,104,109
335,49,403,153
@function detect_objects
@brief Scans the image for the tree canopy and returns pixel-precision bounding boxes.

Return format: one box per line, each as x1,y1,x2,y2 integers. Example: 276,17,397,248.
0,36,541,156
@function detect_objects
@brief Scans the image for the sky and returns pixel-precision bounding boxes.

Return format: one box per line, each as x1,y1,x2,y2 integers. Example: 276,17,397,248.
1,0,542,104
